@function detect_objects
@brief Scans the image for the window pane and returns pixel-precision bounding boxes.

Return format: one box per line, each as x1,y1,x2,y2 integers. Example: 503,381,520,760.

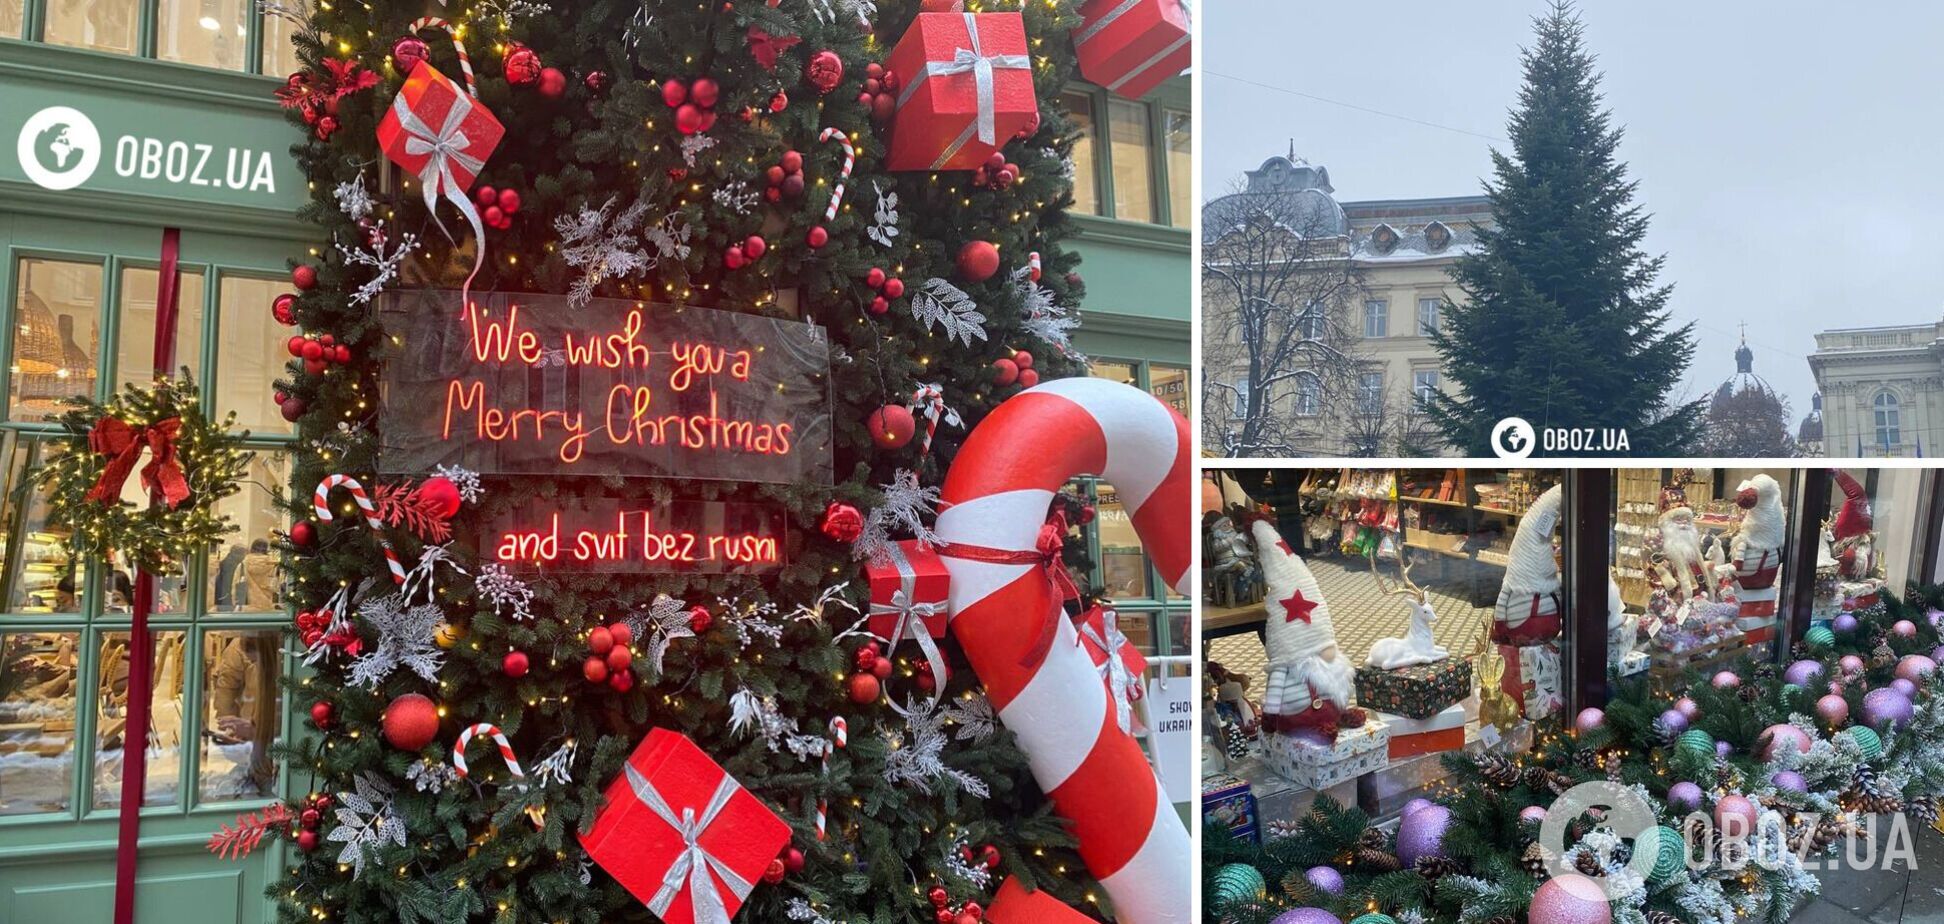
1418,298,1440,336
1096,482,1151,599
198,629,281,802
0,438,90,614
1364,300,1388,338
10,258,102,422
158,0,250,70
217,275,296,435
94,630,187,809
45,0,137,55
0,631,80,816
1107,99,1155,222
116,266,205,391
1164,109,1190,229
1150,363,1187,418
0,0,21,38
210,452,290,614
1089,359,1137,387
260,2,311,75
99,555,192,617
1065,93,1101,217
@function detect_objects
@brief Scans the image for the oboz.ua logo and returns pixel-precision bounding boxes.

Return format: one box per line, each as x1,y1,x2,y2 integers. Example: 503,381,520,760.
17,106,101,191
1491,416,1536,460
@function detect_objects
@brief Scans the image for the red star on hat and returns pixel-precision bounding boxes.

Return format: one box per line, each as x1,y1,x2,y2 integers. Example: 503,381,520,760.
1275,539,1294,556
1280,588,1318,624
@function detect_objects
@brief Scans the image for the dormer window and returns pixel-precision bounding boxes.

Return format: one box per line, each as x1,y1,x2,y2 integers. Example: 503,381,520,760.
1423,221,1452,252
1370,223,1399,254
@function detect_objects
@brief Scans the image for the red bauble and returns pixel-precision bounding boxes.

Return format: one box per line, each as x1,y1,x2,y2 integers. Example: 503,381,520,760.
333,345,350,363
724,246,747,270
588,626,615,655
781,149,804,173
768,91,789,113
935,910,954,924
537,67,567,98
806,225,829,248
502,650,530,678
1017,369,1040,388
288,520,316,548
865,267,887,289
297,830,320,852
382,693,441,750
607,622,634,646
583,656,610,684
585,70,610,94
286,334,307,356
867,404,915,449
763,858,786,885
765,165,787,186
855,642,880,669
986,152,1006,172
1013,350,1033,369
484,205,506,227
806,50,844,94
955,912,979,924
868,296,889,315
309,700,333,728
272,292,298,326
1014,108,1041,140
300,807,321,828
955,241,1000,283
991,358,1019,385
871,656,893,679
304,358,327,376
412,476,463,519
608,669,635,692
881,277,905,299
743,235,767,258
994,166,1016,188
675,103,705,134
691,77,721,108
689,605,713,633
605,645,633,671
781,173,806,199
980,845,1000,867
475,185,498,209
929,886,949,907
847,672,881,703
820,501,864,542
496,189,521,214
504,45,543,86
784,847,806,873
291,264,317,290
301,339,324,361
280,396,306,422
392,36,430,75
661,78,688,107
870,93,895,122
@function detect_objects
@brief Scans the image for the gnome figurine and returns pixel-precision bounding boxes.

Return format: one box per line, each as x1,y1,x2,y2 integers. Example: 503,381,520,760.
1250,519,1359,742
1829,469,1875,580
1493,484,1564,645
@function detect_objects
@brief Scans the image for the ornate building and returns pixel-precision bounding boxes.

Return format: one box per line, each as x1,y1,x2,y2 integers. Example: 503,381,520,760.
1806,320,1944,457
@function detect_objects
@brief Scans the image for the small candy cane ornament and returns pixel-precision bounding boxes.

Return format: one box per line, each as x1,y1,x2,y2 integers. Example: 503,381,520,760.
818,128,855,221
908,383,960,455
314,475,406,585
407,18,477,97
1028,250,1042,282
452,722,526,789
816,716,847,840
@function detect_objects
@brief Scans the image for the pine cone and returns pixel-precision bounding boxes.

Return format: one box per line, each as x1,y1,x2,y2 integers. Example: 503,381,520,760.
1526,767,1573,795
1872,642,1897,669
1647,910,1682,924
1738,682,1761,704
1358,827,1389,851
1574,748,1604,772
1607,756,1625,783
1910,796,1939,828
1415,854,1461,880
1354,846,1402,874
1486,916,1517,924
1477,752,1522,789
1520,841,1551,877
1753,661,1778,682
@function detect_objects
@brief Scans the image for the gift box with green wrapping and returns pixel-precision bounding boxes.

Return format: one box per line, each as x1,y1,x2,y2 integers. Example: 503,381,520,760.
1353,657,1472,720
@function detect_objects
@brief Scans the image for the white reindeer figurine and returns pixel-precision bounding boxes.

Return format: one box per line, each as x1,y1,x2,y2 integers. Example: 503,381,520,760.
1364,550,1449,669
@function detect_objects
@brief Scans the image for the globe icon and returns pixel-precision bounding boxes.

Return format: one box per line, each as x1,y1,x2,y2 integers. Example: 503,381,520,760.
17,106,101,190
35,122,82,171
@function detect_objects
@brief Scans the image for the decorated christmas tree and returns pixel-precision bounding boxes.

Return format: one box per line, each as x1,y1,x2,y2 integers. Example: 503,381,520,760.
224,0,1192,921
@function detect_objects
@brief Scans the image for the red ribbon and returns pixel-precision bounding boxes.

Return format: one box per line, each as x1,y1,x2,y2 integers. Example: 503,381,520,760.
939,511,1080,669
84,416,190,509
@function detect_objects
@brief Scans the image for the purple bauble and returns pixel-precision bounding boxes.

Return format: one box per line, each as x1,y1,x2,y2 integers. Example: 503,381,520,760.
1715,740,1734,758
1758,723,1812,761
1772,770,1808,793
1271,910,1341,924
1712,670,1741,690
1530,874,1613,924
1675,696,1701,720
1840,655,1866,678
1816,693,1850,727
1783,659,1825,687
1396,804,1452,867
1658,708,1691,735
1895,619,1919,639
1575,707,1606,735
1931,644,1944,664
1834,613,1860,635
1520,805,1549,824
1928,608,1944,629
1896,655,1937,682
1893,678,1920,699
1668,781,1705,813
1402,797,1435,818
1304,865,1345,897
1862,687,1915,730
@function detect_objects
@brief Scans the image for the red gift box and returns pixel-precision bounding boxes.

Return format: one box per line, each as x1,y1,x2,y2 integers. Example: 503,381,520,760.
376,63,503,198
986,876,1098,923
1073,0,1190,101
864,540,950,644
884,11,1038,171
579,729,790,924
1077,605,1148,688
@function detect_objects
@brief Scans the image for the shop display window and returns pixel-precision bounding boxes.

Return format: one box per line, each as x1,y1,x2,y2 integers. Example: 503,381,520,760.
8,257,102,423
196,629,280,802
43,0,138,56
1065,92,1100,217
92,629,186,809
208,452,290,614
0,630,80,816
115,265,205,392
157,0,250,70
1109,98,1156,223
218,274,298,435
0,0,21,38
0,436,89,615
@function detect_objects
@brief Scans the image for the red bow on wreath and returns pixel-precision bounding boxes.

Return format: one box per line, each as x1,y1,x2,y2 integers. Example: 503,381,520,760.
84,416,190,509
940,510,1080,670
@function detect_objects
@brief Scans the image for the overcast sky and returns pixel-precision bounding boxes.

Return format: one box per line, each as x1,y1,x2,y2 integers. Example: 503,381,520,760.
1203,0,1944,417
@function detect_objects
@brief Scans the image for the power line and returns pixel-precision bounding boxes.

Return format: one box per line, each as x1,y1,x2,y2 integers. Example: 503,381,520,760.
1205,70,1510,144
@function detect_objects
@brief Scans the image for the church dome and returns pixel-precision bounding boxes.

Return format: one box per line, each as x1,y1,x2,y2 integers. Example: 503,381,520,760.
1203,155,1348,239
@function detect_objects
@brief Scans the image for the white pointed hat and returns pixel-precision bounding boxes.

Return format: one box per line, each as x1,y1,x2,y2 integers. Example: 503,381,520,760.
1250,519,1341,666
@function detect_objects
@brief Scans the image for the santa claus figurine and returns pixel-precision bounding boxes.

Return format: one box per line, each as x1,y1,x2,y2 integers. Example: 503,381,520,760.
1249,518,1361,742
1493,484,1564,645
1656,506,1708,601
1731,474,1788,622
1829,468,1875,580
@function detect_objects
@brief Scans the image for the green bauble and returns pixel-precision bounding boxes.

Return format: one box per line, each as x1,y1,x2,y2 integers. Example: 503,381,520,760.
1805,625,1837,649
1783,683,1803,698
1351,915,1400,924
1677,728,1716,759
1645,825,1685,883
1845,725,1885,761
1211,863,1267,909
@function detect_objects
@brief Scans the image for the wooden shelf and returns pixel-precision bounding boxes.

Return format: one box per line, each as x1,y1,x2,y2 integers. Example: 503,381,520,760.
1403,538,1509,568
1473,506,1524,518
1400,496,1470,509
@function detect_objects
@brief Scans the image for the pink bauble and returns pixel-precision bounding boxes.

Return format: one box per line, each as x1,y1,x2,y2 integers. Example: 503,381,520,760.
1894,619,1919,639
1816,694,1850,727
1519,805,1549,824
1711,670,1741,690
1402,797,1434,818
1675,696,1700,720
1575,707,1605,735
1896,655,1937,683
1758,723,1812,761
1530,874,1612,924
1714,794,1759,840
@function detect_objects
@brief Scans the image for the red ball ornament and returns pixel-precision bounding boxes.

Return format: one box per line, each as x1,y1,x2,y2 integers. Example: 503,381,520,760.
504,45,543,86
608,669,635,692
661,78,689,107
781,173,806,200
981,845,1000,867
994,166,1016,188
309,700,333,728
744,235,767,258
784,847,806,872
955,913,978,924
847,672,881,703
288,520,316,548
691,77,721,109
806,225,829,248
1013,350,1033,369
291,264,317,290
607,622,634,646
585,70,610,94
929,886,949,907
502,650,530,678
781,150,804,173
806,50,845,94
605,645,633,671
1017,369,1040,388
955,241,1000,283
285,334,307,356
868,296,889,315
866,267,887,289
769,91,789,113
280,396,307,422
414,476,463,518
991,357,1019,385
332,344,351,364
881,277,905,299
537,67,567,98
765,165,787,186
300,807,321,828
393,36,430,75
763,859,786,885
588,625,615,655
583,656,610,684
821,501,864,542
675,103,705,134
272,293,298,326
689,605,713,633
870,93,895,122
301,340,325,361
871,656,892,679
475,185,498,209
484,205,506,227
382,693,441,751
1014,108,1041,140
297,830,320,852
724,246,747,270
497,188,522,213
867,404,915,448
935,911,954,924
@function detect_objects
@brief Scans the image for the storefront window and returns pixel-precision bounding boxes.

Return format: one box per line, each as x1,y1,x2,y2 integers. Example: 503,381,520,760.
218,274,297,435
1108,98,1155,223
115,265,205,391
44,0,138,56
1097,482,1151,600
1090,358,1136,386
260,2,309,76
1065,92,1101,217
1817,468,1919,617
0,437,89,615
1164,108,1190,229
197,629,280,802
0,0,22,38
157,0,250,70
9,258,102,422
1151,363,1188,418
93,629,187,809
210,452,290,614
0,630,80,816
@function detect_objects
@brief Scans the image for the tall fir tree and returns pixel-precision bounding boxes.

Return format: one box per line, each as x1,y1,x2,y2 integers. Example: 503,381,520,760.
247,1,1161,921
1427,1,1702,455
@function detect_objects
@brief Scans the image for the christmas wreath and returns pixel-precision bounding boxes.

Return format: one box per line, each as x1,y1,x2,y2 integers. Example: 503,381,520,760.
36,373,254,572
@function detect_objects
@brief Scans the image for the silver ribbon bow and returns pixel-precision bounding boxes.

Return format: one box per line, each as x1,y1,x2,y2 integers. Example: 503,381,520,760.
870,543,949,708
389,80,488,300
1072,0,1191,93
895,12,1031,168
623,763,754,924
1079,608,1139,734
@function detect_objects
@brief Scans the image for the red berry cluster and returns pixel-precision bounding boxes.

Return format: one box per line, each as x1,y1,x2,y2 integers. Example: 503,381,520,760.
585,622,637,691
295,608,356,654
927,883,989,924
764,149,806,204
862,266,907,316
970,151,1018,190
857,62,900,123
723,234,768,270
991,349,1038,389
293,793,333,852
287,332,352,376
474,185,523,231
848,642,892,703
663,77,721,135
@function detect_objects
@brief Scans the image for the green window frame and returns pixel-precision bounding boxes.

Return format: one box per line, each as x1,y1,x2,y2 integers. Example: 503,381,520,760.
4,0,298,75
1065,79,1193,230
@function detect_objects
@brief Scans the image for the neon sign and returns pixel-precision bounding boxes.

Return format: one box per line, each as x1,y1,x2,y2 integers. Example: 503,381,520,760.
487,499,787,575
377,289,832,484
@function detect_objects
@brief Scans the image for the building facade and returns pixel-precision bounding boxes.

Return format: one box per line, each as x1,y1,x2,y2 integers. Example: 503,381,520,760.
1203,155,1489,457
1807,320,1944,457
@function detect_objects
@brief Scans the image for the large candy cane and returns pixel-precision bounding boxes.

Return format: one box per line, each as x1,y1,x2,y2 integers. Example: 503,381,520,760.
314,475,406,585
815,716,847,841
817,127,855,221
934,378,1191,924
407,17,476,97
452,722,526,788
